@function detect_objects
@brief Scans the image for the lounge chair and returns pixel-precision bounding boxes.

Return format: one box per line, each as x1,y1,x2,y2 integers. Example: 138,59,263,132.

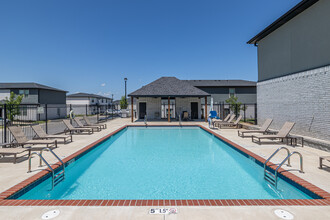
73,118,101,132
63,119,93,135
83,115,106,129
182,112,189,121
217,115,242,129
209,111,220,119
31,124,72,144
8,126,57,148
214,114,236,128
0,143,31,164
251,122,295,145
319,156,330,169
238,118,273,138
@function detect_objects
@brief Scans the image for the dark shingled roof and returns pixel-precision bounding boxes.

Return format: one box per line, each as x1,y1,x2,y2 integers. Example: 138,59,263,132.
0,82,67,92
129,77,210,97
247,0,319,45
67,92,111,99
183,80,256,87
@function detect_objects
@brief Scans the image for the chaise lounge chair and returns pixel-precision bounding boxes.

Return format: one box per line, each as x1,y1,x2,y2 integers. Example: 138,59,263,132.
63,119,93,135
182,111,189,121
83,115,106,129
0,143,31,164
73,118,101,132
319,156,330,169
217,115,242,129
8,126,57,148
213,114,236,128
31,124,73,144
251,122,295,145
238,118,273,138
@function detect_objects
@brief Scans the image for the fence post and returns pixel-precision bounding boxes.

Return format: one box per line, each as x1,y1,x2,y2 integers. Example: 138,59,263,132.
244,104,246,122
3,104,7,143
70,104,72,123
86,104,88,116
235,104,238,119
106,105,108,122
254,103,257,125
97,107,100,122
45,104,48,134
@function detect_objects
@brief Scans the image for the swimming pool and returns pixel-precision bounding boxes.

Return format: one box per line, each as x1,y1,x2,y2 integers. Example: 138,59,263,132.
13,126,317,200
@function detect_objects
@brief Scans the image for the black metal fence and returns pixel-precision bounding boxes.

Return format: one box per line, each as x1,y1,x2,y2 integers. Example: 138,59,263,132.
201,103,257,124
0,104,118,144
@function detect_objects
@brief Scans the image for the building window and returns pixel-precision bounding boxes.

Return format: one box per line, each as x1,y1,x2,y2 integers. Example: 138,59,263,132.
57,108,61,116
21,107,27,116
91,99,94,103
229,88,235,97
19,90,29,98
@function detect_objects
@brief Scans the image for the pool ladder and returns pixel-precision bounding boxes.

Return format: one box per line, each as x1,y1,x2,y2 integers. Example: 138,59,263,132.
144,114,147,126
28,147,65,190
264,147,304,188
179,114,182,126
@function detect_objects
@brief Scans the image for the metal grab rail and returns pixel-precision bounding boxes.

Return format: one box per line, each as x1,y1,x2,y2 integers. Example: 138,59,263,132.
179,114,182,126
264,147,291,175
28,147,65,190
28,152,55,189
40,147,65,177
275,151,304,188
144,114,147,126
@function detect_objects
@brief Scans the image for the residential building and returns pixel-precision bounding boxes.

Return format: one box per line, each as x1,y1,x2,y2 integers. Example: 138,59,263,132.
0,82,67,120
248,0,330,140
184,80,256,104
66,93,112,115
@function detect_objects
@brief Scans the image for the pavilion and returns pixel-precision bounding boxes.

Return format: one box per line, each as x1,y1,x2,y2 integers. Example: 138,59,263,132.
128,77,210,122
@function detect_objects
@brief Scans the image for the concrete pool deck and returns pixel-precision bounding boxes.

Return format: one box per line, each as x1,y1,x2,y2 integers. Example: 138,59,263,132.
0,118,330,219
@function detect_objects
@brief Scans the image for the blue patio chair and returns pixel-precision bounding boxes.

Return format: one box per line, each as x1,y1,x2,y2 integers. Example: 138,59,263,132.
209,111,220,119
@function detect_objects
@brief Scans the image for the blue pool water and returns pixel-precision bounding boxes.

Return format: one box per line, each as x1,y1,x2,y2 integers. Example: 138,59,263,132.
18,127,313,200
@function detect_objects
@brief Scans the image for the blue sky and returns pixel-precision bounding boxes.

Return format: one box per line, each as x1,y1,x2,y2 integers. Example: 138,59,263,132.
0,0,301,99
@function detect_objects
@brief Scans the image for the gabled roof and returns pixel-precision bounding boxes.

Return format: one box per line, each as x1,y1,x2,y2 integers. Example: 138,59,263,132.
247,0,319,45
183,80,256,87
0,82,67,92
129,77,210,97
67,92,112,100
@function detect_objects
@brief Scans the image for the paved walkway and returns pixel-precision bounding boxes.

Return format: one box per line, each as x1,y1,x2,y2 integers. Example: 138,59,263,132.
0,118,330,219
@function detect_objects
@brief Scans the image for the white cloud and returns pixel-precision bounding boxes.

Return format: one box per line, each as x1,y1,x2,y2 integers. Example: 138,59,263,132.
101,83,106,87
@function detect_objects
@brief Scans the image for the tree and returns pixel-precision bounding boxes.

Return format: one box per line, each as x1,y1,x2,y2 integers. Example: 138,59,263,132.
119,96,128,109
4,92,23,121
225,95,246,115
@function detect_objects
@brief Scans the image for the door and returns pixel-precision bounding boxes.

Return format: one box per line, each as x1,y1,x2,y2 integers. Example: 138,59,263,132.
139,103,146,119
191,102,198,119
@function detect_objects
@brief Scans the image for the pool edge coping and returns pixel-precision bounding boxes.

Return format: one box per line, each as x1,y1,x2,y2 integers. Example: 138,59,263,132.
0,124,329,206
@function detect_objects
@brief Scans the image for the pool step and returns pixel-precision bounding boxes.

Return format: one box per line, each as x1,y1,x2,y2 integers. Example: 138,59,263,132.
264,170,276,186
54,170,65,186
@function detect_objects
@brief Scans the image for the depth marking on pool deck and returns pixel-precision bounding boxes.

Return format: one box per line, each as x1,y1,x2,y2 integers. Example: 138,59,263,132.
0,124,330,206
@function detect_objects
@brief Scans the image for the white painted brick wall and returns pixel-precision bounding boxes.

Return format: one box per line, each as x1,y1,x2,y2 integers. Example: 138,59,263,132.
176,97,201,119
137,97,161,119
257,65,330,141
136,97,202,120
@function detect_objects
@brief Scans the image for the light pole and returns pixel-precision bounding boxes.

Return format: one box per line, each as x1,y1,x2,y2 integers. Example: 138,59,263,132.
124,78,127,106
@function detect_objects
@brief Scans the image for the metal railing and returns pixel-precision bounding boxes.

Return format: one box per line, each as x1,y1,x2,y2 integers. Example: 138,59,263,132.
264,147,304,188
144,114,147,126
0,103,117,144
28,147,65,190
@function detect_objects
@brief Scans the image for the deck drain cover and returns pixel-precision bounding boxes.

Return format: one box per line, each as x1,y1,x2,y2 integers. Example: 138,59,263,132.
41,210,60,219
274,209,294,220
